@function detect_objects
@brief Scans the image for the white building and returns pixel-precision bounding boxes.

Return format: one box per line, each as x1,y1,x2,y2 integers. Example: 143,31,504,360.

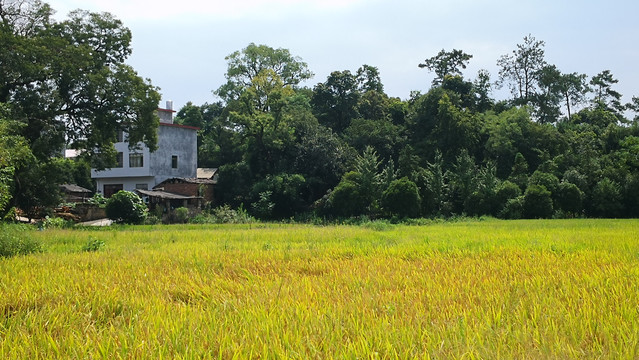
91,101,198,197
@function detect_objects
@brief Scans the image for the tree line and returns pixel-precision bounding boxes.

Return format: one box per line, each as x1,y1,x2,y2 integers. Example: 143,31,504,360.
1,1,638,220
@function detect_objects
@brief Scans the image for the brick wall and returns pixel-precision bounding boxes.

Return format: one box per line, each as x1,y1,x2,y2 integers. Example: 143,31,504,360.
160,183,214,202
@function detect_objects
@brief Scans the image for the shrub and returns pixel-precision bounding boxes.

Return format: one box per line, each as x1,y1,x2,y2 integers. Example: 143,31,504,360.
105,191,148,224
529,170,560,196
0,225,42,258
555,182,583,215
174,207,190,224
381,178,421,218
38,216,69,229
499,196,524,219
208,205,254,224
328,172,369,217
523,185,553,219
589,177,623,218
83,236,105,252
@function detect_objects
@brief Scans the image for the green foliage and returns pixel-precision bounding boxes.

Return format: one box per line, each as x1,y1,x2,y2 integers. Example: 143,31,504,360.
529,170,560,196
328,172,369,217
523,185,554,219
419,49,473,86
251,173,306,219
87,193,107,206
174,207,190,224
555,182,584,215
499,196,525,219
381,178,421,218
589,178,623,218
216,205,253,223
0,225,41,258
82,236,105,252
39,216,71,229
105,191,147,224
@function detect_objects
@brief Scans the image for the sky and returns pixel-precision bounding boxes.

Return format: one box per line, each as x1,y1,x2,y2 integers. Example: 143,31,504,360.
46,0,639,112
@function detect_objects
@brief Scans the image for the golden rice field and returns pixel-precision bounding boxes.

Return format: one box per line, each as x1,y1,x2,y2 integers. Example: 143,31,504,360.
1,219,639,359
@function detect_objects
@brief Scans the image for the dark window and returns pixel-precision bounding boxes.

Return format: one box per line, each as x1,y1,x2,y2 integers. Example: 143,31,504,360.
116,130,124,143
135,183,148,190
103,184,123,198
172,155,178,169
115,152,123,168
129,153,143,167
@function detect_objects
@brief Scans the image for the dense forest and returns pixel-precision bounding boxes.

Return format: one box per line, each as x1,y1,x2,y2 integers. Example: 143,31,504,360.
1,1,638,220
174,39,639,220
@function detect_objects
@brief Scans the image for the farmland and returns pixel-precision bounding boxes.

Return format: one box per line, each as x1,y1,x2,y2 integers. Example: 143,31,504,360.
1,219,639,359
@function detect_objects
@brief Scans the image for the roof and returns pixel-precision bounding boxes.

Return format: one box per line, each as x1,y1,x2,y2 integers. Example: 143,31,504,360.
159,122,199,131
60,184,92,193
154,177,216,189
197,168,218,179
135,189,202,200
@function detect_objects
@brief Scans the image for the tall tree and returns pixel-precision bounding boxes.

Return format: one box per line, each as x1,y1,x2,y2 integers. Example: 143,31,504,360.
311,70,360,133
215,43,313,103
590,70,624,114
497,34,547,104
419,49,473,86
0,2,160,164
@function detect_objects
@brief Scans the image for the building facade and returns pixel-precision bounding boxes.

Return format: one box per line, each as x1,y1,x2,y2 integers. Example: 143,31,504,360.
91,102,198,197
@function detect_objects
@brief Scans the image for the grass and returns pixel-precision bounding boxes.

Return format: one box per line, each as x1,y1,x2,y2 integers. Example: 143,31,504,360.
1,219,639,358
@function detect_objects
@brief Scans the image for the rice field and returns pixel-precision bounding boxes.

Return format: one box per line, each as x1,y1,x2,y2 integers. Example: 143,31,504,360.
1,219,639,359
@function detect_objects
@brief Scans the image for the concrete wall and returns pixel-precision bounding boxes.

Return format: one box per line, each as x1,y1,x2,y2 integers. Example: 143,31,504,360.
91,123,197,196
150,124,197,185
95,176,155,194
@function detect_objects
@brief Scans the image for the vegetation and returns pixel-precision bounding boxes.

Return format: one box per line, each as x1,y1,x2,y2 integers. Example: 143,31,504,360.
104,190,147,224
175,36,639,221
1,1,638,222
1,220,638,358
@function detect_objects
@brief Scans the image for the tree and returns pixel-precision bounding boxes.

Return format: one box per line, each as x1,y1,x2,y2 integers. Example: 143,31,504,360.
105,190,147,224
555,181,583,216
356,64,384,93
1,1,160,217
590,70,624,115
312,70,360,133
1,4,160,163
497,34,546,104
473,69,494,112
523,184,553,218
381,178,421,218
419,49,473,86
0,106,32,215
215,43,313,103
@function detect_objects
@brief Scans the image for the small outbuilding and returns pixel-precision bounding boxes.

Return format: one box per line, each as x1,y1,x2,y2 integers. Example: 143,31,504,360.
59,184,92,203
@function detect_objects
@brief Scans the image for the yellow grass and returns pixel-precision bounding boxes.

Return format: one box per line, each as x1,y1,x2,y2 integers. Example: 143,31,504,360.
1,219,638,358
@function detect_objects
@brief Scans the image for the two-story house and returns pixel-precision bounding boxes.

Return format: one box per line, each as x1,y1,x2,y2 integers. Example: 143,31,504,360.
91,101,198,197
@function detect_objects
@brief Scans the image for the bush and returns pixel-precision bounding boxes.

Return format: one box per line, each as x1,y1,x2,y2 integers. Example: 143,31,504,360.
328,172,369,217
589,177,623,218
82,236,105,252
0,225,42,258
499,196,524,219
523,185,553,219
381,178,421,218
174,207,190,224
555,181,583,215
105,191,148,224
196,205,255,224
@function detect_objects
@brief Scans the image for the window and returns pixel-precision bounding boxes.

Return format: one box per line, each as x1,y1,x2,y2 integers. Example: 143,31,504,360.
103,184,123,198
116,129,124,143
115,152,123,168
171,155,178,169
129,153,143,167
135,184,148,190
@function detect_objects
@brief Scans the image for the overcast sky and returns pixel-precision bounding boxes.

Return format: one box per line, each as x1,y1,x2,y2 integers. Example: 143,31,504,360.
46,0,639,112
